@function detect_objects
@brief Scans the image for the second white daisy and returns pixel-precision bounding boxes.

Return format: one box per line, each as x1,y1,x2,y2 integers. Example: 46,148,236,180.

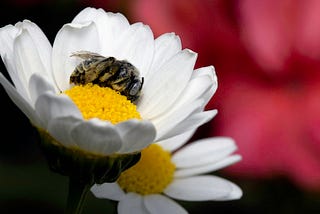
91,134,242,214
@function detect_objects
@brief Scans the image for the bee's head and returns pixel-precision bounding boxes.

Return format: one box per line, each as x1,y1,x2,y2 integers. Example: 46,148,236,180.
127,77,144,102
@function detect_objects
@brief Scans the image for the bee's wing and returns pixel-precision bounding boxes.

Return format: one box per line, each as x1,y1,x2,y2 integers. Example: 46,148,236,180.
70,50,105,60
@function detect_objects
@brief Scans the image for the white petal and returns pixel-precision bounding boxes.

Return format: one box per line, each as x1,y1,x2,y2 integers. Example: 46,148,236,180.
15,20,55,88
215,182,243,201
147,32,182,79
118,193,149,214
164,175,238,201
0,24,28,98
47,116,81,147
70,118,122,155
98,12,131,56
174,155,242,178
144,194,188,214
157,129,196,152
0,24,18,57
112,22,154,77
71,7,130,58
172,137,238,168
155,66,215,119
72,7,107,24
173,65,217,111
90,183,125,201
139,49,197,118
0,73,42,127
159,110,217,141
52,21,99,91
153,99,204,141
28,73,55,106
193,66,217,105
34,92,82,128
13,28,48,100
116,119,156,153
171,75,212,110
150,69,216,137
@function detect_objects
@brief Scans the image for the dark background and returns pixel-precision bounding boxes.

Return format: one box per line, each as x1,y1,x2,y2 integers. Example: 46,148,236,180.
0,0,320,213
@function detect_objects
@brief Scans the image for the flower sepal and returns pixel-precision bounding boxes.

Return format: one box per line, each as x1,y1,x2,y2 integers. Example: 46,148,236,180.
36,128,141,184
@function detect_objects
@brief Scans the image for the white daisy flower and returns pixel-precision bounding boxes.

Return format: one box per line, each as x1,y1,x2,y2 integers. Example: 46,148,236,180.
91,135,242,214
0,7,217,160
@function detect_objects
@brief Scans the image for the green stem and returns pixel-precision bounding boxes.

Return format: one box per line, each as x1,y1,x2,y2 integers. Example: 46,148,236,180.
66,177,91,214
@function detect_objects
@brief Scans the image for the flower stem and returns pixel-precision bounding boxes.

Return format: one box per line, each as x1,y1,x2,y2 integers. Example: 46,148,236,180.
66,176,91,214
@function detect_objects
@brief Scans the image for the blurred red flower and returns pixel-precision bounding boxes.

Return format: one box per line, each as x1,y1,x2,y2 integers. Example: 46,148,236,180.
130,0,320,191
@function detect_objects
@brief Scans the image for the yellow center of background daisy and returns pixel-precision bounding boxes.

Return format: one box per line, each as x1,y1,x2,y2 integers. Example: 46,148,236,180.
117,144,176,195
64,83,141,124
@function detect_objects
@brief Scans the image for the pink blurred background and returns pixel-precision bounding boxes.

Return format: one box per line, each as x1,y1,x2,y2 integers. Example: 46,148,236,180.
126,0,320,192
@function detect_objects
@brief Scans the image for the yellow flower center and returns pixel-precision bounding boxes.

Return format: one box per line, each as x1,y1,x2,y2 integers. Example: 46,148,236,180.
118,144,176,195
64,83,141,124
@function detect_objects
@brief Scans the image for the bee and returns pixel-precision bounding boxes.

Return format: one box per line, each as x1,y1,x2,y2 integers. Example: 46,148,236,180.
70,51,144,102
